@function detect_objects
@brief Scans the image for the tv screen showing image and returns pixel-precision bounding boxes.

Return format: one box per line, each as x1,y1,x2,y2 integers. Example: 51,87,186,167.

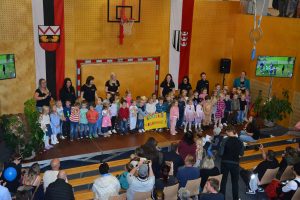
0,54,16,80
256,56,295,78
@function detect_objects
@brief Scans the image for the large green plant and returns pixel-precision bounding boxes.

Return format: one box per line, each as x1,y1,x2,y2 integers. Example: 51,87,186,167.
1,99,44,157
23,98,44,157
254,89,293,123
1,114,25,154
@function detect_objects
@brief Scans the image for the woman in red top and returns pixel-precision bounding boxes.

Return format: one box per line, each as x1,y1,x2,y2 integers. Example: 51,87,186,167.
87,104,99,138
178,132,197,160
118,100,129,135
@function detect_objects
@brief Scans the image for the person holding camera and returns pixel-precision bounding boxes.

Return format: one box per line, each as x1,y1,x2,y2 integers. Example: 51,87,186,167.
240,145,279,195
126,159,155,200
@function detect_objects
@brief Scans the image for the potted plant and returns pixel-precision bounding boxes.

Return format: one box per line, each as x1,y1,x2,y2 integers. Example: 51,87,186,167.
253,89,293,127
1,99,44,159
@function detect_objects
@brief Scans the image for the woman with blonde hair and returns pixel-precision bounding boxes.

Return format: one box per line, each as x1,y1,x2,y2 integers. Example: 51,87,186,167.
200,155,220,189
34,78,53,112
194,138,204,167
22,163,42,187
105,72,120,95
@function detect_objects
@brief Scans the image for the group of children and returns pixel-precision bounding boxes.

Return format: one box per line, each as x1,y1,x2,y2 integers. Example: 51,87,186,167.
39,84,251,151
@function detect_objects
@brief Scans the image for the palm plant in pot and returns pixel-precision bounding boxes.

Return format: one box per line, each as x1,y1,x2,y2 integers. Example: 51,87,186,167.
253,89,293,127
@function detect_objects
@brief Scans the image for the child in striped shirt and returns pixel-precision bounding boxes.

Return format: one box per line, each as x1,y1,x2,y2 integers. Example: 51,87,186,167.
69,102,80,141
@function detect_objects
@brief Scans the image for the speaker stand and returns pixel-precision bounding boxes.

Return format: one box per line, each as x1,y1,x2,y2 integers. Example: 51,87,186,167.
222,73,226,87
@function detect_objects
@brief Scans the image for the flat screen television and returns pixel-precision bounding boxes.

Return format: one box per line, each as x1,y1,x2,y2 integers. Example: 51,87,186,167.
256,56,295,78
0,54,16,80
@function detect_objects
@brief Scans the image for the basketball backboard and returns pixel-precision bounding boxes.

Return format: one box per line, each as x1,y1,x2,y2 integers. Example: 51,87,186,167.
107,0,141,23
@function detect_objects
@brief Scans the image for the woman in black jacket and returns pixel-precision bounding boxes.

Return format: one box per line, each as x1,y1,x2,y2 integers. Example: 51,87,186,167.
59,78,76,106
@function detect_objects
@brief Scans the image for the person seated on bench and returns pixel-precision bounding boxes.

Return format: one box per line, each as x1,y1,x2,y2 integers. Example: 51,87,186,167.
277,162,300,200
278,146,300,178
92,162,120,200
200,155,220,190
240,145,279,195
199,178,224,200
239,116,260,143
154,163,178,198
176,154,200,188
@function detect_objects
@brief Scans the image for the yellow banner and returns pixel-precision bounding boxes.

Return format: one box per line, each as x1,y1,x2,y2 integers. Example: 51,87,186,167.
144,112,167,131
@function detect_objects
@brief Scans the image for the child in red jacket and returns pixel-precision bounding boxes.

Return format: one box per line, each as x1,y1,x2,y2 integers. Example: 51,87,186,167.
86,103,99,138
118,100,129,135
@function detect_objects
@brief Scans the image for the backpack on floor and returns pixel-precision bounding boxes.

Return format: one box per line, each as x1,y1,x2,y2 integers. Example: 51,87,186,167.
265,179,281,199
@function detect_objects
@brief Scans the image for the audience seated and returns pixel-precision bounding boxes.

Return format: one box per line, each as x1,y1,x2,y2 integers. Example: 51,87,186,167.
199,178,224,200
240,146,279,194
239,116,260,143
200,155,220,189
92,162,120,200
0,162,11,200
0,154,22,194
278,146,300,177
116,163,132,190
176,154,200,188
178,132,197,160
45,170,74,200
126,159,155,200
278,161,300,199
163,142,184,176
154,163,178,195
43,158,66,191
20,163,44,200
22,163,42,187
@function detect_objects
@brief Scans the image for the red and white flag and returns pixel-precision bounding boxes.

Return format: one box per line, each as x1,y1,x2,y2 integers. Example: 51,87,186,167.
169,0,195,88
32,0,65,99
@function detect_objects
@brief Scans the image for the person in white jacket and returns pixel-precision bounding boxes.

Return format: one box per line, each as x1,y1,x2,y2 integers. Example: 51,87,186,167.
92,163,120,200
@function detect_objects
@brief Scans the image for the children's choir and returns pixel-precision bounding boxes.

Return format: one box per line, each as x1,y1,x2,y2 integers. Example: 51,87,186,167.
39,84,250,151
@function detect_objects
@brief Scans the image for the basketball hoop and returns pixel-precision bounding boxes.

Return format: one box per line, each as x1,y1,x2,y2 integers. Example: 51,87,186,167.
121,19,134,36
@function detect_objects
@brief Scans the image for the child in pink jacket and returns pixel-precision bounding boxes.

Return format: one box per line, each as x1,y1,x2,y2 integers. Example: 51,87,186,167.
170,100,179,135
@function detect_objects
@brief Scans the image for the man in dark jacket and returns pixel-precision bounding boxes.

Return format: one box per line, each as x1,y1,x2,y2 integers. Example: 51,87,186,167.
45,171,74,200
219,125,244,200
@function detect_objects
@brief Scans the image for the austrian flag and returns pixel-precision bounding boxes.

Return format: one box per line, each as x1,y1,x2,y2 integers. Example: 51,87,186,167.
32,0,65,99
169,0,195,88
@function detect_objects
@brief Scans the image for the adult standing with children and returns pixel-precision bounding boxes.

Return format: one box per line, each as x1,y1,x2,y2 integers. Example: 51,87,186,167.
59,78,76,106
105,72,120,95
196,72,210,94
160,73,175,97
81,76,98,104
178,76,192,94
233,71,250,90
34,78,53,112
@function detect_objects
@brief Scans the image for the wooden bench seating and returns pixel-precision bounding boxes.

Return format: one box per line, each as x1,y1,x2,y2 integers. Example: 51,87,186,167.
243,143,298,157
74,190,94,200
247,135,297,146
64,158,129,176
240,156,282,170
